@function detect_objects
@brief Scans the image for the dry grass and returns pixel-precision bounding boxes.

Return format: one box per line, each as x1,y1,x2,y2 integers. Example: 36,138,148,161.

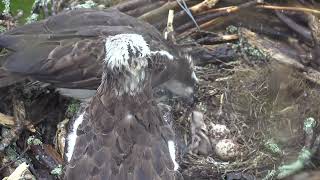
179,61,320,179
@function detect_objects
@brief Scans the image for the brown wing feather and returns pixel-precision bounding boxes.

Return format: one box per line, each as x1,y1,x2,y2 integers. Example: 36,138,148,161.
0,9,182,89
65,90,175,180
3,37,104,89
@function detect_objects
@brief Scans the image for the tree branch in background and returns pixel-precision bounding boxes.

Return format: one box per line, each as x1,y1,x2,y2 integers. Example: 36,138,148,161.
114,0,164,12
126,1,166,17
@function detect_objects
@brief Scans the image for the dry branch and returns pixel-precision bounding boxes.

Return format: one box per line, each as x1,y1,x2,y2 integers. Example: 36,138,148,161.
240,28,320,86
0,112,15,127
126,1,166,17
138,1,182,24
114,0,164,12
175,1,258,33
5,162,34,180
275,11,312,42
307,14,320,67
29,144,64,171
196,34,238,44
0,99,26,151
156,0,220,31
257,5,320,15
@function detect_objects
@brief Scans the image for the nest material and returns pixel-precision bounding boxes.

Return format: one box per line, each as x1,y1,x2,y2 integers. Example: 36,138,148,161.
178,62,320,179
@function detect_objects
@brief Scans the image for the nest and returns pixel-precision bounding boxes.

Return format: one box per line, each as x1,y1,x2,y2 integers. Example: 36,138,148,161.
176,62,320,179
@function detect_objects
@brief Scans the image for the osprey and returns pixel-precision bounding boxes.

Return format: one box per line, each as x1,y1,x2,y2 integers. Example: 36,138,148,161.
0,8,198,100
64,33,180,180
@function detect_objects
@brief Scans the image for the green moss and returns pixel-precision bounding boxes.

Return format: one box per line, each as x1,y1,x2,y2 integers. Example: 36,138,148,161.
27,136,43,146
0,0,47,24
50,164,63,176
25,13,39,24
70,0,97,9
264,138,283,155
277,148,312,178
303,117,316,133
232,36,269,62
0,0,33,23
1,0,10,15
66,99,81,116
226,25,238,34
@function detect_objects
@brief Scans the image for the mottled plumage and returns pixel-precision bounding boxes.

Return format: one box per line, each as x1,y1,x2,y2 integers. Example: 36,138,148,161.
0,8,197,99
64,34,178,180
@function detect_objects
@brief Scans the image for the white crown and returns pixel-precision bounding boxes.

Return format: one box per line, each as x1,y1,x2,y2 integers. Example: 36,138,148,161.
104,33,150,71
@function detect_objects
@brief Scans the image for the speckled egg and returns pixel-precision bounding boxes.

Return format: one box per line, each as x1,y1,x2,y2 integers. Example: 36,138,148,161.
214,139,240,161
209,123,231,140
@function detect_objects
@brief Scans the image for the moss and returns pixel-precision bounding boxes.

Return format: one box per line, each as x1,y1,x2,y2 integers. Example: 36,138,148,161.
27,136,43,146
50,164,63,176
25,13,39,24
303,117,316,133
1,0,10,15
231,36,269,62
70,0,97,9
66,99,81,116
264,138,283,155
0,0,48,24
226,25,238,34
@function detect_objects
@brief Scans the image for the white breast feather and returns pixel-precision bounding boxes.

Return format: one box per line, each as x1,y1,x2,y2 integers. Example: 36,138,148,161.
66,112,85,162
168,140,179,171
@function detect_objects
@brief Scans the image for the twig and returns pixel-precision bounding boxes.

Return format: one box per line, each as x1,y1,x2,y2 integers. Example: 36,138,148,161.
116,0,165,13
240,28,320,86
175,1,258,33
217,93,224,116
138,0,182,24
191,0,219,14
0,146,30,173
164,9,175,40
177,17,224,39
29,143,64,171
0,112,35,131
0,112,15,127
275,11,312,42
126,1,166,17
176,0,200,31
196,34,239,44
257,5,320,15
156,0,220,31
307,13,320,66
0,99,26,152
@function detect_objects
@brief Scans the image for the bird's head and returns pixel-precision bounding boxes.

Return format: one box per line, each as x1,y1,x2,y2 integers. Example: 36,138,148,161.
151,50,198,102
102,33,198,98
103,33,150,96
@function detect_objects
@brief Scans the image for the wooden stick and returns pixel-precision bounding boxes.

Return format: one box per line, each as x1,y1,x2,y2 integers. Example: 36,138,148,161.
191,0,220,14
257,5,320,15
155,0,220,31
164,9,175,40
240,28,320,86
126,1,166,17
0,112,15,127
175,1,257,33
275,11,312,42
6,162,34,180
138,1,182,24
114,0,164,12
177,17,224,38
196,34,239,44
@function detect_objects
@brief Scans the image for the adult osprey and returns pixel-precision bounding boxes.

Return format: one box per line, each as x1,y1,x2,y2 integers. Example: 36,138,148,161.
64,33,180,180
0,8,197,99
